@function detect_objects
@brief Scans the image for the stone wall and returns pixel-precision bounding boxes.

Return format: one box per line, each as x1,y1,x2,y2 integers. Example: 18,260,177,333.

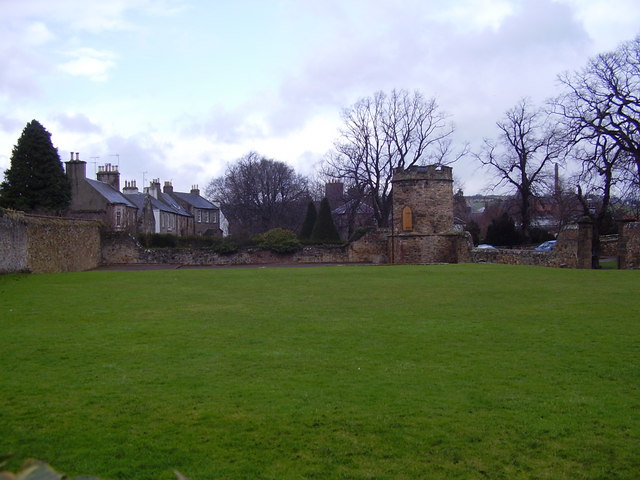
101,229,390,266
600,235,619,257
619,222,640,269
470,223,587,268
0,209,101,274
389,232,470,264
0,210,29,273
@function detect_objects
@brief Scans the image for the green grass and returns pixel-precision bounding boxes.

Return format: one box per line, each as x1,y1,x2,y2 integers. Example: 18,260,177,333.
0,264,638,480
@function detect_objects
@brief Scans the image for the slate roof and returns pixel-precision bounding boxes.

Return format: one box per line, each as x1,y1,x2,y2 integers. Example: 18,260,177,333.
332,199,374,216
123,192,191,217
158,192,191,216
171,191,218,209
87,179,136,208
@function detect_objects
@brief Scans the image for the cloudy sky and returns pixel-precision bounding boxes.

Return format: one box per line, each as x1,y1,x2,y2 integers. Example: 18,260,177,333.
1,0,639,195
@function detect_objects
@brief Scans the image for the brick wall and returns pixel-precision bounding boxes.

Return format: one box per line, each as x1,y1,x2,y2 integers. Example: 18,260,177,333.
0,209,101,274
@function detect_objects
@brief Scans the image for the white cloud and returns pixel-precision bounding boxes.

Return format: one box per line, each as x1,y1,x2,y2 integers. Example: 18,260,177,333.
24,21,56,45
428,0,515,31
58,48,117,81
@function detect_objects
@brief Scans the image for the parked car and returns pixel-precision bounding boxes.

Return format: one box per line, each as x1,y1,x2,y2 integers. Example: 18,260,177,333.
476,244,498,250
535,240,557,251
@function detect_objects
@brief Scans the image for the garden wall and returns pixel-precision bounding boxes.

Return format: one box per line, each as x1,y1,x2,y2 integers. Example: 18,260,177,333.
0,209,101,274
470,223,587,268
101,229,389,266
389,232,472,264
619,222,640,269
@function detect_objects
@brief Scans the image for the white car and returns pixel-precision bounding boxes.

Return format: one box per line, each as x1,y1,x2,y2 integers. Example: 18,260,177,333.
476,244,497,250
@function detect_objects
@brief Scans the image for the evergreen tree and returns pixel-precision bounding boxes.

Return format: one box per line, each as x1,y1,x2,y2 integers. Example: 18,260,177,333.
485,213,522,247
299,201,317,240
310,197,341,243
0,120,71,213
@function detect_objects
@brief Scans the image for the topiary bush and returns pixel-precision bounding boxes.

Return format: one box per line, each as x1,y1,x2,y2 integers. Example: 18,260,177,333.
310,198,341,244
252,228,301,253
299,201,317,241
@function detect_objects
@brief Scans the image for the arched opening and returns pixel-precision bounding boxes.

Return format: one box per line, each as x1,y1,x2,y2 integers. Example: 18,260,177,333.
402,206,413,231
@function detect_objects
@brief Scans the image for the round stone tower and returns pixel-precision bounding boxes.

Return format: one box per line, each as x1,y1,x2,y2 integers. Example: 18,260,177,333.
390,165,457,264
392,165,454,234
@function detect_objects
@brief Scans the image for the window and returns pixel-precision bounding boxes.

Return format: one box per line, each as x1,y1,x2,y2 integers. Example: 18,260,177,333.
197,209,202,223
115,208,122,227
204,210,210,223
402,206,413,231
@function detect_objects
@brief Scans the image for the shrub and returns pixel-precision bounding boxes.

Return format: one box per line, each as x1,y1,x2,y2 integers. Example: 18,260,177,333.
253,228,301,253
138,233,177,248
465,220,481,246
485,213,522,247
211,237,240,255
299,201,317,241
348,226,374,243
310,198,341,244
176,235,216,249
529,227,555,244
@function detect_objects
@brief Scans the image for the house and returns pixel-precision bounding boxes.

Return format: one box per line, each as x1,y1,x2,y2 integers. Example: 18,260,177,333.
162,182,226,236
122,179,193,235
325,181,375,240
65,154,137,232
66,153,225,236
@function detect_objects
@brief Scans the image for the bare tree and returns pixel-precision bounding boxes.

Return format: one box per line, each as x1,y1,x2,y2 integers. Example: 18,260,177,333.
205,152,309,237
554,35,640,189
325,89,459,227
477,98,564,242
573,135,628,267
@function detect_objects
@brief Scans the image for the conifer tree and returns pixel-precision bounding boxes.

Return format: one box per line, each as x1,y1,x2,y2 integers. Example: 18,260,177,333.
310,197,341,243
299,201,317,240
0,120,71,213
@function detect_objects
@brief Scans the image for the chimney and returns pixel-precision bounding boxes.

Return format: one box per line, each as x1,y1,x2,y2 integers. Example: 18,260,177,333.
190,184,200,196
325,182,344,208
96,162,121,191
163,181,174,194
65,151,87,184
123,179,139,194
148,179,161,199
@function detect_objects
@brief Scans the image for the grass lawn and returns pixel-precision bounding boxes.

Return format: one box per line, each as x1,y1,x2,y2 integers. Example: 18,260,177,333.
0,264,638,479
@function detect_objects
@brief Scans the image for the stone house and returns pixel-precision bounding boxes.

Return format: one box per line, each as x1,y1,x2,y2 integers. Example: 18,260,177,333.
122,180,192,235
66,154,223,236
162,182,226,236
66,155,137,232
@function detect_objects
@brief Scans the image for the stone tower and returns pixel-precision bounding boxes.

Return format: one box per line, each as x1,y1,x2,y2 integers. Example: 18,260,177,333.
390,165,463,264
392,165,453,234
